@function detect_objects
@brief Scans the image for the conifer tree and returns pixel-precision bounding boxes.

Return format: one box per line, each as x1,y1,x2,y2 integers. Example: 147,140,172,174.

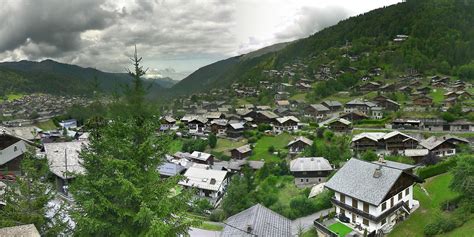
70,50,196,236
0,152,70,236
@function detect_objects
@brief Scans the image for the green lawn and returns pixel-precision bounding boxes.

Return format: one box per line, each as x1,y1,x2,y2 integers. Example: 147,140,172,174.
207,138,248,156
429,88,446,105
34,119,57,131
187,213,224,231
328,222,353,237
389,173,460,237
6,93,25,101
443,218,474,237
290,93,307,101
249,133,294,162
168,139,183,154
196,222,224,231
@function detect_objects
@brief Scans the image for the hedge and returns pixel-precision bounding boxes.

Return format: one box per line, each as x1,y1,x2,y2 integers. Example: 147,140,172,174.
417,157,457,179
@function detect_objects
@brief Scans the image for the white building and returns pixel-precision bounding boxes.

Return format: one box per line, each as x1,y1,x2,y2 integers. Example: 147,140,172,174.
178,166,229,206
325,158,422,235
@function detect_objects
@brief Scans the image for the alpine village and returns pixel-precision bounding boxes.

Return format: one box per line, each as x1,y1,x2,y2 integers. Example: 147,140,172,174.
0,0,473,236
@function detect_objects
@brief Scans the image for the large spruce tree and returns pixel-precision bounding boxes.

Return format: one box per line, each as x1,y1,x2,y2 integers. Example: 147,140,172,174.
70,49,196,236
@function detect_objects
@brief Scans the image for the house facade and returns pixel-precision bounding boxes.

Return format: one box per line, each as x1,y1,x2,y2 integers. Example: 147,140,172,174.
179,166,229,206
325,158,422,234
287,136,313,154
290,157,332,187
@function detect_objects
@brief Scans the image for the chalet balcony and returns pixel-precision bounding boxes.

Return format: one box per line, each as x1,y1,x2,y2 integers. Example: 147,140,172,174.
331,198,410,223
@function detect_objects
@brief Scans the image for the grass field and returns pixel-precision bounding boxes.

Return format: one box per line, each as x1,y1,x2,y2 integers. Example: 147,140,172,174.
188,213,224,231
207,138,248,156
290,93,307,101
6,93,25,101
249,133,294,162
444,218,474,236
34,119,57,131
328,222,353,237
168,139,183,154
389,173,460,237
429,88,446,105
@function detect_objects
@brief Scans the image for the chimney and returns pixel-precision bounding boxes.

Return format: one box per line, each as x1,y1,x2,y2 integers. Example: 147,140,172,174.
378,155,386,164
373,165,382,178
246,224,253,233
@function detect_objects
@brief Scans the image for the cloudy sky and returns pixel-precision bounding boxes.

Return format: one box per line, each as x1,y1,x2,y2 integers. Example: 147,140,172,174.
0,0,402,80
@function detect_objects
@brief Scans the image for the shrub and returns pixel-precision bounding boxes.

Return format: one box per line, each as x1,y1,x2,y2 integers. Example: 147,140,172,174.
417,157,457,179
190,199,213,215
248,136,258,143
257,123,272,132
424,216,456,236
208,133,217,148
268,145,276,153
209,209,226,222
182,139,208,152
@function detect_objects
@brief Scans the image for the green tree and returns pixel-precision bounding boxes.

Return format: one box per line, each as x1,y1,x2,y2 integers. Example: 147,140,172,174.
70,118,195,236
0,152,70,236
221,175,254,216
361,150,378,162
450,155,474,198
208,133,217,148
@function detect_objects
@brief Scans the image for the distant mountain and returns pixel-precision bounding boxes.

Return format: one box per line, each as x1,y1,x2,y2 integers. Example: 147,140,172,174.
0,59,164,97
169,0,474,96
169,41,292,96
147,77,178,88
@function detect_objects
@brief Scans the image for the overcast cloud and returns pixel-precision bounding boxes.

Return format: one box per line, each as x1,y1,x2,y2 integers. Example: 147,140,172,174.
0,0,402,80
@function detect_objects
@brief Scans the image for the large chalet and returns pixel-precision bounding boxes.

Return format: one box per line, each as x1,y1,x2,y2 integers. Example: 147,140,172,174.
325,158,423,235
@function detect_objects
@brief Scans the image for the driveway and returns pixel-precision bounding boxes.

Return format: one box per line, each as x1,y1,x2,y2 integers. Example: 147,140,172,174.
188,227,221,237
291,208,332,236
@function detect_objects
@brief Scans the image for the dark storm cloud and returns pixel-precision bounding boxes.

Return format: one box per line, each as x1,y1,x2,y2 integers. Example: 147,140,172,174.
0,0,117,58
0,0,357,77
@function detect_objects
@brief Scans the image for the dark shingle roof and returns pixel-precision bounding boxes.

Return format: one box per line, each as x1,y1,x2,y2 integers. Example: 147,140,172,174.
221,203,291,237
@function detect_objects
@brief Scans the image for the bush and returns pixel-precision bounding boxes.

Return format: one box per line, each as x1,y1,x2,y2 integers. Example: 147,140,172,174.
182,139,208,152
209,209,226,222
208,133,217,148
211,151,230,161
268,145,276,153
424,216,457,236
361,150,378,162
248,136,258,143
417,157,457,179
257,123,272,132
190,199,213,215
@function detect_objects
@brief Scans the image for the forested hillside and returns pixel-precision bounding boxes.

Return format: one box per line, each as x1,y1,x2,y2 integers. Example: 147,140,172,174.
0,60,164,97
169,0,474,96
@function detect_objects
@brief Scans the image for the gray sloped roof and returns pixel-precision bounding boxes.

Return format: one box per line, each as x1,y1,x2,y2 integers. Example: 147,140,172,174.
158,162,185,176
0,224,40,237
287,136,313,147
325,158,404,206
290,157,332,172
221,203,291,237
309,104,330,112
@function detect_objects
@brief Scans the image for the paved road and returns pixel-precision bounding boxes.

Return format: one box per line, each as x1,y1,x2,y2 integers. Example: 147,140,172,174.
291,208,333,236
188,227,221,237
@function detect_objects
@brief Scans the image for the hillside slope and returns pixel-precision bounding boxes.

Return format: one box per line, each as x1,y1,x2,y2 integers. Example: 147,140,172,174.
169,0,474,96
0,60,164,97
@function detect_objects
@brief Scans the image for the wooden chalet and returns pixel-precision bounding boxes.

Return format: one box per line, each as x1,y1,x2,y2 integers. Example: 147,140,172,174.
412,95,433,106
327,118,352,132
286,136,313,154
230,144,252,160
